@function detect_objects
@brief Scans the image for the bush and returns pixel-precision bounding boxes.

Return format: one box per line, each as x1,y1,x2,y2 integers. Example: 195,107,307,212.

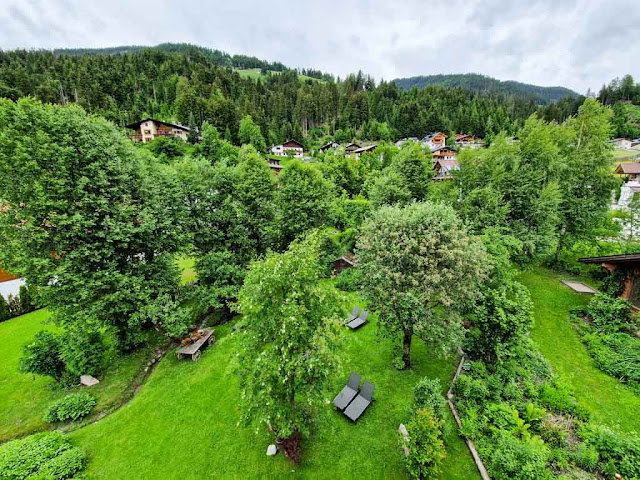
585,293,632,333
412,377,446,419
572,443,599,471
19,285,35,315
583,332,640,393
19,331,66,382
581,424,640,478
44,393,97,423
335,266,362,292
453,374,490,404
0,294,10,322
483,432,551,480
0,431,86,480
403,408,446,479
538,383,589,420
60,329,106,377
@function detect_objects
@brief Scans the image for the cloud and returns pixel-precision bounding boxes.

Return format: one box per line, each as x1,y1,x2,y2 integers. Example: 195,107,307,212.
0,0,638,93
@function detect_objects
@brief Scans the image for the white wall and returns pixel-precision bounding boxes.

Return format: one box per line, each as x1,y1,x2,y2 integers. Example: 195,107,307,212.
0,278,25,301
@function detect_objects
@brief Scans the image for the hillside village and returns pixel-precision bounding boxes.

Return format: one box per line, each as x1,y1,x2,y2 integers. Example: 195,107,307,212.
1,38,640,480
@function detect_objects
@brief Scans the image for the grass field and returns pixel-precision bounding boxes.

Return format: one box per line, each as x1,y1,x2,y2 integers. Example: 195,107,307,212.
0,310,165,443
235,68,322,83
69,289,479,479
177,255,197,284
520,267,640,434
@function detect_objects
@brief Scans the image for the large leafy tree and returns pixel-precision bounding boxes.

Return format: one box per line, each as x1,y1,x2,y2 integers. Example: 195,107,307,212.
238,115,266,152
357,202,488,368
275,160,333,249
0,99,187,349
236,234,342,463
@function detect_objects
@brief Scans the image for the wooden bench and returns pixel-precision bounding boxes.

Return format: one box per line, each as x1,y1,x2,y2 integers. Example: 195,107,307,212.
176,329,215,362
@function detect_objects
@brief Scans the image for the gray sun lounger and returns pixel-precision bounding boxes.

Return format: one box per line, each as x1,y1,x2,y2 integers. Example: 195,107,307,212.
347,306,361,323
347,310,368,330
344,381,374,421
333,373,361,410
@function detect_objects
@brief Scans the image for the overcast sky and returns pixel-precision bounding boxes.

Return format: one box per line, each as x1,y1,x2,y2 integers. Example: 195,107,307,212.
1,0,638,94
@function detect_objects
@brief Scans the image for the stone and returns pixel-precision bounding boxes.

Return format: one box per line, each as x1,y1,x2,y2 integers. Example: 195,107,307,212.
398,424,410,456
80,374,99,387
266,444,277,456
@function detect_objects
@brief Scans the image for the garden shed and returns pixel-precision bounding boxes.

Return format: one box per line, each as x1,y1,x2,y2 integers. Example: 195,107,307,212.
578,253,640,307
333,253,358,275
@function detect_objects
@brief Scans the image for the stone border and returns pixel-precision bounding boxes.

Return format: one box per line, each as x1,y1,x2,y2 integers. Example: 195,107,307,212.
447,353,491,480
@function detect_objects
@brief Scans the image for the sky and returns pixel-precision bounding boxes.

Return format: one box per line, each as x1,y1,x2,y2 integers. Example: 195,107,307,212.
1,0,638,94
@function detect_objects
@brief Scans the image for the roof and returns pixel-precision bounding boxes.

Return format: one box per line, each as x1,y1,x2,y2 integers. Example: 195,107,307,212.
578,253,640,264
319,141,338,151
352,144,377,154
345,142,361,150
281,139,304,148
125,118,190,131
615,163,640,174
334,252,358,265
432,146,458,153
422,132,446,142
433,159,460,170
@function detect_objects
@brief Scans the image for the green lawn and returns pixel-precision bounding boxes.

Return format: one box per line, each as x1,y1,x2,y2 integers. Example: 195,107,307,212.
176,255,197,284
520,267,640,434
0,309,165,442
70,292,479,479
235,68,322,83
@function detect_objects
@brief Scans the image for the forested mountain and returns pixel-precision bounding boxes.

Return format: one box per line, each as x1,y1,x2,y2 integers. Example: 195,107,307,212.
394,73,579,105
0,45,584,144
597,74,640,138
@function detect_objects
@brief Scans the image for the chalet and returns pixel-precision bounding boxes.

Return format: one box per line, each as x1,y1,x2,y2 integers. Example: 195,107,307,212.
614,162,640,207
421,132,446,151
432,159,460,181
431,146,458,162
0,267,25,302
126,118,190,143
319,141,340,153
578,253,640,308
270,140,304,158
267,158,285,176
345,142,361,153
455,133,484,149
333,252,358,275
611,138,633,150
395,137,418,148
352,144,377,160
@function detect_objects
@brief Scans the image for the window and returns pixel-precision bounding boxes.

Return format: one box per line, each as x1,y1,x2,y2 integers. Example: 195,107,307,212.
144,130,151,135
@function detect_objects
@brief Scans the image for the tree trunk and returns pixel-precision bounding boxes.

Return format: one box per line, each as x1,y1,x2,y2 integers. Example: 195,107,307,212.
402,330,412,369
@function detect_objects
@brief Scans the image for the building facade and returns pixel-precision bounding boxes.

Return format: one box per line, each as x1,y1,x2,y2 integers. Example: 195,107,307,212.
126,118,190,143
270,140,304,158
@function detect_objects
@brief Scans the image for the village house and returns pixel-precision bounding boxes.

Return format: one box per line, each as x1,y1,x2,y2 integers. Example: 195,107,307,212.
578,253,640,308
270,139,304,158
614,162,640,207
267,158,285,176
431,146,458,162
432,159,460,181
611,138,634,150
319,141,340,153
126,118,190,143
351,144,377,160
395,137,418,148
421,132,446,151
345,142,361,153
0,267,25,302
455,133,484,149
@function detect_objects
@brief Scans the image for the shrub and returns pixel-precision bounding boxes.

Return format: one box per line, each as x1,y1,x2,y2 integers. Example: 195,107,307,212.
60,330,106,377
483,432,551,480
585,293,632,333
583,332,640,393
453,374,490,404
335,266,362,292
391,345,406,370
403,408,446,479
19,331,66,382
19,285,35,315
412,377,446,419
44,393,97,423
0,431,86,480
0,294,10,322
539,383,589,420
572,443,599,471
581,424,640,478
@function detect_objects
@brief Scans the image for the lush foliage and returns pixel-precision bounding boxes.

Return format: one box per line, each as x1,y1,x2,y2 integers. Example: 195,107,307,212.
19,331,66,382
403,408,447,479
0,431,86,480
412,377,446,420
0,285,37,323
357,201,488,367
44,393,97,423
584,293,632,333
236,234,342,461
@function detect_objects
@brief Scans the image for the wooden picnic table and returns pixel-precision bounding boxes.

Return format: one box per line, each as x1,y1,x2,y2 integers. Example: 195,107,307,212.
176,329,215,362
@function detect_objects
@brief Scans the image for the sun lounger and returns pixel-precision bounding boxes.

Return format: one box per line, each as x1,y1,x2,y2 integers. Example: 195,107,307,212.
347,306,360,323
344,381,374,421
333,373,361,410
347,310,368,330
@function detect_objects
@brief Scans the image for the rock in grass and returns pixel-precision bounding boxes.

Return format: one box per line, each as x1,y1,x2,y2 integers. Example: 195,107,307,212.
267,444,277,456
80,375,99,387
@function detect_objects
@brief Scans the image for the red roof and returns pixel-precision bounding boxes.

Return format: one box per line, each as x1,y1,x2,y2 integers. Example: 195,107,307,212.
282,140,304,148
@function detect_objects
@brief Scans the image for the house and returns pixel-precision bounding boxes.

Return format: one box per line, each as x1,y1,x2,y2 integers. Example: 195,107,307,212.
632,140,640,150
611,138,633,150
421,132,446,151
345,142,361,153
270,140,304,158
0,267,25,302
578,253,640,308
432,159,460,180
319,141,340,153
431,146,458,162
351,144,377,160
395,137,418,148
267,158,285,176
614,163,640,207
455,133,484,149
333,253,358,275
126,118,190,143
